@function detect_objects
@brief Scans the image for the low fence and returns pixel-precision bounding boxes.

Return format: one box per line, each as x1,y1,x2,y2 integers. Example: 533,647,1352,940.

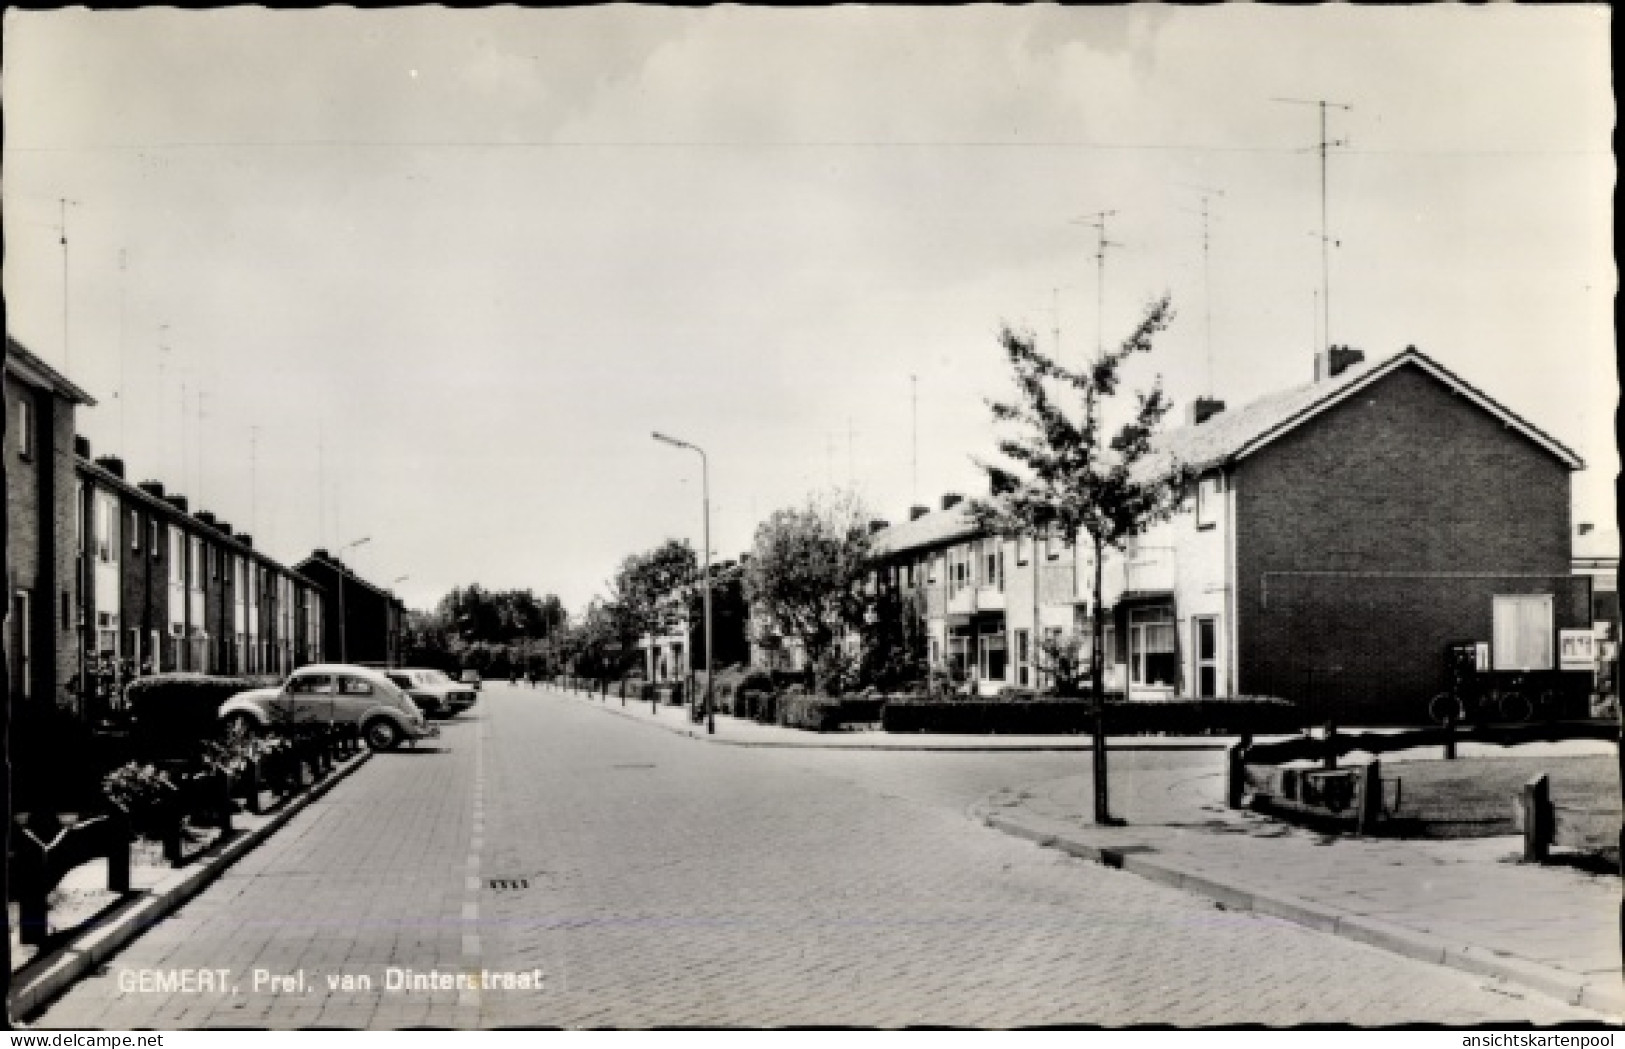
1229,719,1620,838
8,723,363,946
1515,771,1623,863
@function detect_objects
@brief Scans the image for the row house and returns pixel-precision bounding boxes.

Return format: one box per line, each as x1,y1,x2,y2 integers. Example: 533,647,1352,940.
295,551,405,667
866,345,1591,723
75,443,326,693
638,560,752,683
5,338,97,716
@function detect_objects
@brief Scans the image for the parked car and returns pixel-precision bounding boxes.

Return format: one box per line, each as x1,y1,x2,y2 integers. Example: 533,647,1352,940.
459,669,482,691
219,664,438,751
384,668,477,719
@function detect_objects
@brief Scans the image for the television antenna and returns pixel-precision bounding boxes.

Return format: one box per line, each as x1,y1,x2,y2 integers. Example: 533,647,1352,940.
1071,210,1121,362
1273,97,1352,350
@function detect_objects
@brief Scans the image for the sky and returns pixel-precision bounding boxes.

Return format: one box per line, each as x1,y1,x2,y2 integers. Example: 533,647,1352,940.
3,6,1615,615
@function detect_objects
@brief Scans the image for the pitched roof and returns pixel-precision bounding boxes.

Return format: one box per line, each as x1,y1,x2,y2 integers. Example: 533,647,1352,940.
868,502,982,559
1155,347,1583,472
5,336,97,406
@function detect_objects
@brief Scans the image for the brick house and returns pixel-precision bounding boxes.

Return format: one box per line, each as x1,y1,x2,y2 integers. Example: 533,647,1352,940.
74,447,326,696
865,345,1589,723
296,551,404,667
5,337,96,716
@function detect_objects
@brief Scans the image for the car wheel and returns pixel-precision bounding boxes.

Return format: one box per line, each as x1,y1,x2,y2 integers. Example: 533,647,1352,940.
364,718,402,751
225,712,260,741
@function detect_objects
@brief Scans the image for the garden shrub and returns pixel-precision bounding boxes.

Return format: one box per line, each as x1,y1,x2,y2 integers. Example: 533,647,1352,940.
125,673,280,751
881,694,1296,735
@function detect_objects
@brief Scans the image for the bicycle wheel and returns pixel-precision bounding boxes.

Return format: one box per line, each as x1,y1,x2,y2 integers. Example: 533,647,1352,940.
1497,690,1533,724
1427,692,1463,726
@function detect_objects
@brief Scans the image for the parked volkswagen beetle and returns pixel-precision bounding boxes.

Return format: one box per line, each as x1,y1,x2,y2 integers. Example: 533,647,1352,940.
219,664,438,751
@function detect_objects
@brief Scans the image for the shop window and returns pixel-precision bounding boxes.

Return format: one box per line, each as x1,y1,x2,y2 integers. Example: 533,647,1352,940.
1493,594,1554,671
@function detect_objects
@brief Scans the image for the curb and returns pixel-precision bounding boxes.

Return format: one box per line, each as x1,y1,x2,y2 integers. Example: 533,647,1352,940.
978,807,1624,1020
8,748,374,1021
549,687,1232,752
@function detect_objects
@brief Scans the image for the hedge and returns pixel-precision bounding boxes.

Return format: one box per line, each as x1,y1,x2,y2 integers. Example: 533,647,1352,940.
881,695,1297,735
125,673,282,747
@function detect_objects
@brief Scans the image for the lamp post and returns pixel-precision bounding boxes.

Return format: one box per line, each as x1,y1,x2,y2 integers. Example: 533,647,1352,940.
652,431,713,735
336,536,370,663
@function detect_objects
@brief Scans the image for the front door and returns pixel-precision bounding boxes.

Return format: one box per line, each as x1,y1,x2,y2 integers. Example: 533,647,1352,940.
1194,616,1218,699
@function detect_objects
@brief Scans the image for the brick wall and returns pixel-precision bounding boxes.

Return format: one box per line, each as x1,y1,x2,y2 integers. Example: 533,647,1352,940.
1235,362,1577,722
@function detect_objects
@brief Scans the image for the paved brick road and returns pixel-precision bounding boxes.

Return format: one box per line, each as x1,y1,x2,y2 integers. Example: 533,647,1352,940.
34,684,1606,1028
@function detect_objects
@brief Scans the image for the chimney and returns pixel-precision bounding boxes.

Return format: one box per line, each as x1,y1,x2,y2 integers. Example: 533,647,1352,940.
1314,344,1365,381
216,521,233,536
138,481,165,499
1188,397,1225,426
313,548,331,561
940,493,963,512
195,511,216,526
238,534,253,549
868,519,890,535
163,494,189,513
74,435,92,458
94,455,126,478
910,504,930,521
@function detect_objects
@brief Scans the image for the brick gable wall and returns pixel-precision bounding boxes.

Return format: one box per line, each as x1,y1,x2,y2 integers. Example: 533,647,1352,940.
1234,362,1583,721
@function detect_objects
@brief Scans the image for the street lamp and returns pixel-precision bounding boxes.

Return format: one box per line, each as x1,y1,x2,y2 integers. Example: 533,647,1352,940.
652,431,714,735
336,536,371,663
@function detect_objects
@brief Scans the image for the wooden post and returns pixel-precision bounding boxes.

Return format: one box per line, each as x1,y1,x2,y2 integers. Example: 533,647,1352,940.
107,813,131,894
16,839,48,946
217,772,234,833
1443,712,1457,760
162,811,183,866
246,757,262,816
1356,760,1382,836
1226,742,1247,809
1522,772,1551,863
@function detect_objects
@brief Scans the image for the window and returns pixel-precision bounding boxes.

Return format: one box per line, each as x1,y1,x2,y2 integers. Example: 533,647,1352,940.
927,555,940,585
339,676,374,696
10,591,32,699
16,397,33,459
1196,474,1222,529
1016,536,1030,566
1493,594,1554,672
94,493,115,563
289,673,335,695
1014,628,1031,687
1130,606,1178,688
981,630,1008,683
149,520,159,557
983,544,1000,590
1046,529,1062,560
130,510,141,551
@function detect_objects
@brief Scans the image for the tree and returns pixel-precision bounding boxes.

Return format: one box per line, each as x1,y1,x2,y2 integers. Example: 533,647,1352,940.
971,296,1191,824
610,539,698,667
743,490,871,693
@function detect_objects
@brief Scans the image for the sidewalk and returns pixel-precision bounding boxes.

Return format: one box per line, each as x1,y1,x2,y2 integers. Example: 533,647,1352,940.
977,764,1623,1020
552,682,1622,1019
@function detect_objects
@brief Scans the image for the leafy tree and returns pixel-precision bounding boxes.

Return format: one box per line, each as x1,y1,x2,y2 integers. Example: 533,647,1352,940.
743,490,871,693
610,539,698,656
971,297,1191,824
857,583,928,693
